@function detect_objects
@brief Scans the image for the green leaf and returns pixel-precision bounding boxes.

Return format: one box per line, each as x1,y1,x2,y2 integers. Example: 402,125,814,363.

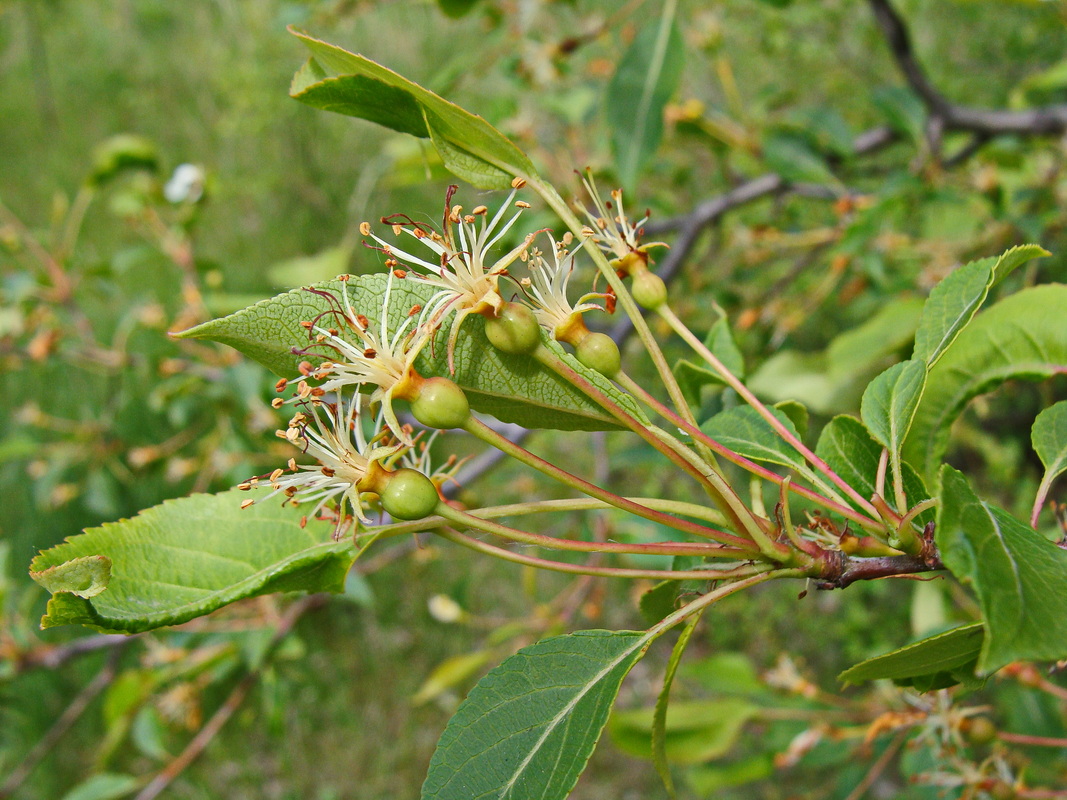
421,630,649,800
610,699,759,765
29,554,111,599
903,285,1067,482
912,245,1048,367
606,14,685,191
652,613,702,797
177,274,644,432
700,406,806,472
838,623,985,690
59,773,140,800
29,489,355,633
937,466,1067,674
872,86,925,143
1032,401,1067,524
762,132,838,186
673,317,745,406
860,358,927,458
412,649,494,706
815,415,932,519
436,0,482,18
289,31,534,187
267,245,353,288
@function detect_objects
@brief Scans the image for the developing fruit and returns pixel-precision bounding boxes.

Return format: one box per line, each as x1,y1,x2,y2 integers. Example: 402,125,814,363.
630,269,667,310
484,302,541,355
410,377,470,430
575,332,621,377
380,468,440,520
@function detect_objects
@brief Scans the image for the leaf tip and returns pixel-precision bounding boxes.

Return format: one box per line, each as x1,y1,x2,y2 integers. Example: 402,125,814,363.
30,554,112,599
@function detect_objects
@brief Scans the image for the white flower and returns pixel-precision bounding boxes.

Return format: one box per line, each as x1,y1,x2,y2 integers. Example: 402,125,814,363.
362,185,535,372
294,273,429,446
240,393,403,534
520,232,603,339
164,164,205,204
578,172,666,272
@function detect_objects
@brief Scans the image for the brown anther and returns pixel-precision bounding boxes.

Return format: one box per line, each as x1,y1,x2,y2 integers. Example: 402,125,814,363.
284,486,297,497
287,458,297,471
271,397,284,409
328,328,339,336
297,381,312,398
392,269,407,278
514,201,531,209
300,320,313,329
391,224,403,236
385,258,398,269
339,274,350,282
299,516,308,528
580,226,596,237
562,232,573,245
408,304,422,316
299,361,313,376
275,378,289,392
472,205,488,215
238,482,253,491
241,499,255,509
275,429,288,439
356,314,370,329
511,177,526,189
359,222,371,236
311,387,326,397
363,348,377,358
270,468,284,482
321,466,336,477
464,215,475,224
314,334,326,344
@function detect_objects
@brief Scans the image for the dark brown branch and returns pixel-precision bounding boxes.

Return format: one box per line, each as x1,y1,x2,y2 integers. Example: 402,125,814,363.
868,0,1067,136
815,552,944,590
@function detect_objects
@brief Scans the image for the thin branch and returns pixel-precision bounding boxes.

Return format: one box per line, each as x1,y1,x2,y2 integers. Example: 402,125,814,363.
0,645,128,799
132,595,326,800
868,0,1067,136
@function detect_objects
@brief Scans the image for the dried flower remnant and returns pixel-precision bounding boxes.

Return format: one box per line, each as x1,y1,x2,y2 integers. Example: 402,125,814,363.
362,182,535,371
239,393,403,536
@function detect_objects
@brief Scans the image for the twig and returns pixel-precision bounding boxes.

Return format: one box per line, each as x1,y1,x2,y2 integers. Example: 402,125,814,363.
0,645,128,799
15,633,135,673
868,0,1067,136
841,729,909,800
131,595,326,800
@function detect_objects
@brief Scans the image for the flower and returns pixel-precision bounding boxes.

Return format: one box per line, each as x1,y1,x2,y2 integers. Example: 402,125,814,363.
578,171,666,274
240,393,403,535
519,232,604,341
361,183,535,372
294,273,429,446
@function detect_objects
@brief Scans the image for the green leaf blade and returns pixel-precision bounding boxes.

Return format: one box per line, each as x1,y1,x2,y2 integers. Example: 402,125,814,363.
606,16,685,191
700,406,805,472
860,358,927,458
421,630,648,800
904,284,1067,482
838,623,985,689
1032,400,1067,522
937,467,1067,674
177,274,645,431
30,489,355,633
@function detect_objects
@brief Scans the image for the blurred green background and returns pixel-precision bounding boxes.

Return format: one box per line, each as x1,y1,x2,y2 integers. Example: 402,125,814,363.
3,0,1067,797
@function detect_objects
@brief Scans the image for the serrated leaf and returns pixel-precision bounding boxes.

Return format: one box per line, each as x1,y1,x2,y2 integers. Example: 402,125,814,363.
904,285,1067,482
424,109,513,188
860,359,926,457
421,630,649,800
176,274,644,431
607,15,684,191
815,415,932,520
29,489,355,633
289,31,534,186
838,623,984,690
30,554,111,599
912,245,1048,367
1032,401,1067,525
610,699,758,765
700,406,806,472
937,467,1067,674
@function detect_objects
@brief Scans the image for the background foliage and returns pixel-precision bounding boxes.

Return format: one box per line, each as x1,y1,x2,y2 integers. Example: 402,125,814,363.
2,0,1067,798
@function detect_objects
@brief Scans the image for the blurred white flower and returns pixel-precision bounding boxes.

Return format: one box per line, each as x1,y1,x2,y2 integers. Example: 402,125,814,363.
164,163,205,204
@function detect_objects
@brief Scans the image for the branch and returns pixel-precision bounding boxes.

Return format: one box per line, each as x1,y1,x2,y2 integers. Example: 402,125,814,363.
868,0,1067,136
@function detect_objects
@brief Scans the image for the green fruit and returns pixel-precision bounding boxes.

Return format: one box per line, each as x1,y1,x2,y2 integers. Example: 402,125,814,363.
630,270,667,310
964,716,998,746
484,302,541,355
575,332,621,377
381,468,440,520
410,377,470,429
